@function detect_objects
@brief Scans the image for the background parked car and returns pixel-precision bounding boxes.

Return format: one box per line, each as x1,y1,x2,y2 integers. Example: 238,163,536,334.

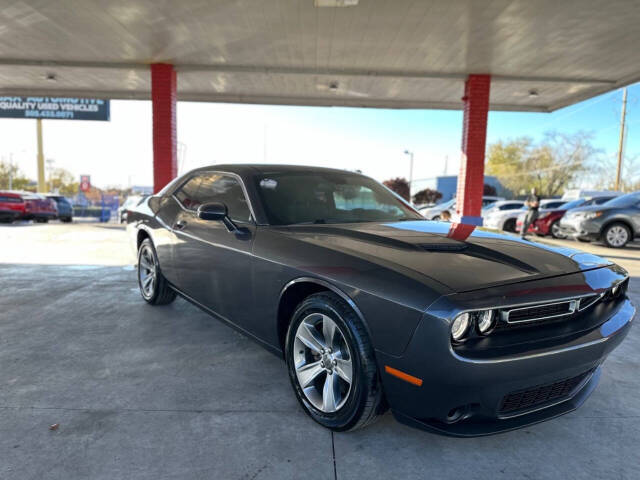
484,199,565,233
559,191,640,248
119,195,147,223
482,200,524,217
420,195,503,220
0,191,26,223
516,196,618,239
22,194,58,222
46,195,73,223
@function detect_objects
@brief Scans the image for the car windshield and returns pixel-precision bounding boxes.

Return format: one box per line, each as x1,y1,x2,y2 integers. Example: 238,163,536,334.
483,201,498,210
602,192,640,208
254,172,423,225
560,199,584,210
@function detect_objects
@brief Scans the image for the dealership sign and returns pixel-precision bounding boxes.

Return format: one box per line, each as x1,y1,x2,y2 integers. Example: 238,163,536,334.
80,175,91,192
0,96,110,121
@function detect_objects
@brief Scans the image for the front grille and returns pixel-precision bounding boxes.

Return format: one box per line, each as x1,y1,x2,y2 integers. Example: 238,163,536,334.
505,301,575,324
499,370,592,415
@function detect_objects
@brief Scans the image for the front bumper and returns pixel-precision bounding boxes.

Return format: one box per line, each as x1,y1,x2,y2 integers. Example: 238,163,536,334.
559,216,603,240
377,269,634,436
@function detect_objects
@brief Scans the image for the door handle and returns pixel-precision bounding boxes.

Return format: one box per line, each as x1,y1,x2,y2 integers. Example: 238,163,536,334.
174,220,187,231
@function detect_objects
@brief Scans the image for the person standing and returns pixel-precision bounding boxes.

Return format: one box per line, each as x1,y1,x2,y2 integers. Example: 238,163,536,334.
520,187,540,238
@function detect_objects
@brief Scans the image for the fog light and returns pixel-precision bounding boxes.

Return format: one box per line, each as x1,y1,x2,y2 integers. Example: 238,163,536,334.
451,313,471,341
476,310,496,334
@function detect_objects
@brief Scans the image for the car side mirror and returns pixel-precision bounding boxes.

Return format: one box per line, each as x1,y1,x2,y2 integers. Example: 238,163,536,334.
197,202,228,221
197,202,241,233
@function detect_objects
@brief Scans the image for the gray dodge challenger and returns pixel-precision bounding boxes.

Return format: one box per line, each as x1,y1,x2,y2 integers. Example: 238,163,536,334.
127,164,633,436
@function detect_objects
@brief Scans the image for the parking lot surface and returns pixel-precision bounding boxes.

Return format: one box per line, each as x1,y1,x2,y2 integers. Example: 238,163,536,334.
1,222,639,480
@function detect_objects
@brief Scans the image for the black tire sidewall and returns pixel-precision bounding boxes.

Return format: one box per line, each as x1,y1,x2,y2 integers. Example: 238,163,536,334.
285,295,369,431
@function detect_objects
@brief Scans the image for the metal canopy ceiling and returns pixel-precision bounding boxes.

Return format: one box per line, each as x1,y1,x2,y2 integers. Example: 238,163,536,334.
0,0,639,112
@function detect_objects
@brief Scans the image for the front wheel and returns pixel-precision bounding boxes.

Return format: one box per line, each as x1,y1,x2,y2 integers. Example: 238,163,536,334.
285,292,386,431
550,220,567,239
137,239,176,305
502,218,516,233
603,223,631,248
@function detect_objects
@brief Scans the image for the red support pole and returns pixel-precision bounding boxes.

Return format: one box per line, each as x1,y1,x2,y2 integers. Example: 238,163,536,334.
456,74,491,226
151,63,177,193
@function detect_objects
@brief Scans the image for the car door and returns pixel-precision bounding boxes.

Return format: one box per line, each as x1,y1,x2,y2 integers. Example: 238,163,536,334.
152,193,188,285
172,171,256,327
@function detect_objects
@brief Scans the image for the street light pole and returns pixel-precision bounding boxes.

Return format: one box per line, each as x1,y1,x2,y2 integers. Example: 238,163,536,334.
46,158,55,193
404,150,414,199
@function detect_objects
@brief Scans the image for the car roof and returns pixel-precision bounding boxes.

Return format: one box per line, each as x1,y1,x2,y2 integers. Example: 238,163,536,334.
189,164,365,177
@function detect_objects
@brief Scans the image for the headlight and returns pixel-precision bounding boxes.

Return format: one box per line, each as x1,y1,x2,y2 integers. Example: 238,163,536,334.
584,211,603,220
451,313,471,341
476,310,496,334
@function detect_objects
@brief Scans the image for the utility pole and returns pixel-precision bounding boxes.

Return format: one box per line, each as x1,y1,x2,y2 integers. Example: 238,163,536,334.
615,88,628,191
404,150,414,198
36,119,46,193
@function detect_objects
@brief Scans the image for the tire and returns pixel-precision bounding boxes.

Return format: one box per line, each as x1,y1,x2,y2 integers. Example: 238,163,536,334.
550,220,566,239
137,238,176,305
503,218,516,233
432,215,441,221
602,223,631,248
285,292,386,432
61,217,72,223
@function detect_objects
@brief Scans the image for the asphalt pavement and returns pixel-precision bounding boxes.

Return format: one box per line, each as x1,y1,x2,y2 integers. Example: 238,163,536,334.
1,221,638,480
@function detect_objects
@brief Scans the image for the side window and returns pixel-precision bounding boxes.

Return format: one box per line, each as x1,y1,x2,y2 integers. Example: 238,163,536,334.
196,173,252,222
174,176,202,210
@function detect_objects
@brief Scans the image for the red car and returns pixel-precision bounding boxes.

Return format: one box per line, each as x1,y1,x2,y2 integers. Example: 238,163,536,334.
22,194,58,222
0,191,26,223
516,209,567,238
516,197,618,239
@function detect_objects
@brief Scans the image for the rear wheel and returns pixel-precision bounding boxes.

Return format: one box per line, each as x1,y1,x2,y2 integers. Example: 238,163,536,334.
137,239,176,305
603,223,631,248
286,292,385,431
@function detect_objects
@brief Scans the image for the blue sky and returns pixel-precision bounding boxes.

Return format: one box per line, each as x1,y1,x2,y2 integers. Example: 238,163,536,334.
1,83,638,189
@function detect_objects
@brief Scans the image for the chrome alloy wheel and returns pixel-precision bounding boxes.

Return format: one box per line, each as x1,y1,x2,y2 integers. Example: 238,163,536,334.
551,221,566,239
293,313,353,413
138,245,157,299
606,225,628,247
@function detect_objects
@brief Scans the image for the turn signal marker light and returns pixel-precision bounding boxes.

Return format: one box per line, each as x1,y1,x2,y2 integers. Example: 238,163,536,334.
385,366,423,387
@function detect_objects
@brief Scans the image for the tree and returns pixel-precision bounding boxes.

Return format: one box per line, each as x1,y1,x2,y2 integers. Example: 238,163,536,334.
49,167,79,195
0,159,31,190
383,177,410,201
587,154,640,192
485,132,597,197
412,188,442,205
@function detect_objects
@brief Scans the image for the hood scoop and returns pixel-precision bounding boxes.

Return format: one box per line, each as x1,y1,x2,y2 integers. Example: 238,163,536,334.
417,242,468,252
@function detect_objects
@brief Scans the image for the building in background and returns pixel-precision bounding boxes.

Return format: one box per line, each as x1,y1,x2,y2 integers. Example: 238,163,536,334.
413,175,510,204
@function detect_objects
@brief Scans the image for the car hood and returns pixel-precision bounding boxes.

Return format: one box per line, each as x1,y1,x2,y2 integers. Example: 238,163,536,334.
275,220,612,292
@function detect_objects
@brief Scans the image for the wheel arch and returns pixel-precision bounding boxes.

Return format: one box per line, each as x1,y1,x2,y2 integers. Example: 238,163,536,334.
600,218,634,240
136,227,152,250
277,277,371,356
